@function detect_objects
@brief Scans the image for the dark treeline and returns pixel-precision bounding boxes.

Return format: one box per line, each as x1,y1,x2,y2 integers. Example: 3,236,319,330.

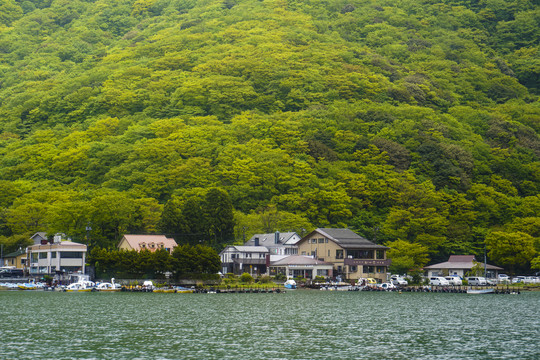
88,244,221,280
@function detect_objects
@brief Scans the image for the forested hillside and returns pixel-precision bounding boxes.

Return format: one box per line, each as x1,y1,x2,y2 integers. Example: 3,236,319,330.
0,0,538,271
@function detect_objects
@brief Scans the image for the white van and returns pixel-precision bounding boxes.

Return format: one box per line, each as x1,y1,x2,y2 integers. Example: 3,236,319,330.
467,277,487,286
445,276,463,286
429,277,449,286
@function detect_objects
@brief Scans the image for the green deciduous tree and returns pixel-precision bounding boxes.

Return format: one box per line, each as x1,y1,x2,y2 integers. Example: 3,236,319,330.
385,239,430,275
485,231,537,274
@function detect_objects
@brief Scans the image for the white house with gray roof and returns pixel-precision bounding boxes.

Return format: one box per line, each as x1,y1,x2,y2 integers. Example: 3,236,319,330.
220,245,269,276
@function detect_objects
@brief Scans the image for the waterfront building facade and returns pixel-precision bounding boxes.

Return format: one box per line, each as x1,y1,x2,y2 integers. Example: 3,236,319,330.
424,255,503,278
27,239,87,275
296,228,390,282
268,255,333,280
220,245,269,276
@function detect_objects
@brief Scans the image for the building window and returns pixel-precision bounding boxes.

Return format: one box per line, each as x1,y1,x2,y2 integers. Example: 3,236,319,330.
31,253,38,262
60,252,83,259
336,249,344,259
325,239,328,243
349,266,357,273
301,251,306,255
317,269,329,276
51,252,57,259
328,250,330,256
376,250,384,259
377,266,386,273
318,238,324,243
39,252,47,259
363,266,375,273
348,250,374,259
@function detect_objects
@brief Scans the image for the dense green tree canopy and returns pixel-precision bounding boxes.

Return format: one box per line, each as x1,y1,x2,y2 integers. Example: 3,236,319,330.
0,0,539,271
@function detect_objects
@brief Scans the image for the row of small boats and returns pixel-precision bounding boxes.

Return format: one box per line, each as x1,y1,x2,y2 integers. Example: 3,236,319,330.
0,279,195,293
0,282,46,290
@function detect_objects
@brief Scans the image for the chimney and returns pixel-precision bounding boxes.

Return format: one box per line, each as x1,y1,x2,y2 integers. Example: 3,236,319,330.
254,237,259,247
275,231,280,244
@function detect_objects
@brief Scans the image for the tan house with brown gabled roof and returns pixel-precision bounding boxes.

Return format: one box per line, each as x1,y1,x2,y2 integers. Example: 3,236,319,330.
118,235,177,254
297,228,390,282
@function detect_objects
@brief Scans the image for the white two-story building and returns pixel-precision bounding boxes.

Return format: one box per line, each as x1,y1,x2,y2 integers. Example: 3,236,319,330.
27,233,87,275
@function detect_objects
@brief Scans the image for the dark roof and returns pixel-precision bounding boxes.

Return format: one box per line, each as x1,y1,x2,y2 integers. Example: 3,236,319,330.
271,255,332,266
312,228,388,250
4,249,26,258
245,232,300,247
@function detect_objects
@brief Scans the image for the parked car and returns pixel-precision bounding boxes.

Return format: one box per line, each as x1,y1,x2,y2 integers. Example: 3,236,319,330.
390,275,408,286
497,274,510,283
522,276,539,284
429,277,450,286
512,276,525,284
445,276,463,286
467,277,487,286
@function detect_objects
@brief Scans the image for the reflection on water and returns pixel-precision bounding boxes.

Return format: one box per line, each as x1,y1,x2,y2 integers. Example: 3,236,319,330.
1,290,538,359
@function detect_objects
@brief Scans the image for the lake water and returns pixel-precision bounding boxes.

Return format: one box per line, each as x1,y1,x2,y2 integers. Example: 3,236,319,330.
0,289,538,359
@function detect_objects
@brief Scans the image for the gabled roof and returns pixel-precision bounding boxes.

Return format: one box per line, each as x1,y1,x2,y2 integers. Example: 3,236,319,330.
424,255,503,270
4,249,26,258
30,232,48,245
31,232,47,240
231,246,269,253
245,232,300,247
120,235,177,252
271,255,332,266
305,228,388,250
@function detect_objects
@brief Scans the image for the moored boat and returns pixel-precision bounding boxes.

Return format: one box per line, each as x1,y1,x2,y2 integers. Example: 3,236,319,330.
154,287,176,293
175,286,194,293
284,279,297,289
467,288,495,294
18,283,38,290
95,278,122,292
65,280,95,292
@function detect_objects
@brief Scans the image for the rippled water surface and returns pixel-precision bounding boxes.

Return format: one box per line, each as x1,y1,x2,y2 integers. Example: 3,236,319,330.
1,290,538,359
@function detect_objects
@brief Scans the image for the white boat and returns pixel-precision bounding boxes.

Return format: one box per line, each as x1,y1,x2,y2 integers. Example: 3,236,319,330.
65,280,95,292
18,282,38,290
95,278,122,292
284,279,297,289
175,286,194,293
467,288,495,294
